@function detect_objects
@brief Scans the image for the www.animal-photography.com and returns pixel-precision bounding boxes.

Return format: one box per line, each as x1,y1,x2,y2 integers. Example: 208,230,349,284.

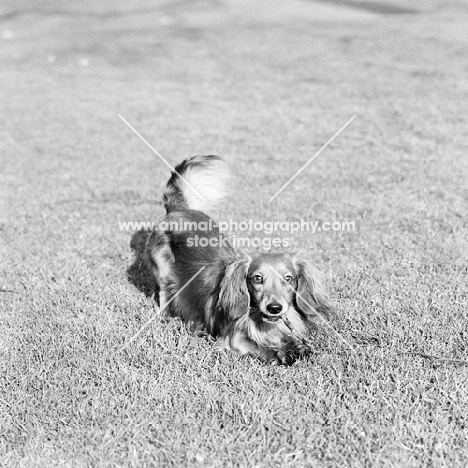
1,0,467,467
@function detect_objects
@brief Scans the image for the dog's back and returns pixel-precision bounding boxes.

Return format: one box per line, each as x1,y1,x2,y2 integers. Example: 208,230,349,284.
147,156,236,332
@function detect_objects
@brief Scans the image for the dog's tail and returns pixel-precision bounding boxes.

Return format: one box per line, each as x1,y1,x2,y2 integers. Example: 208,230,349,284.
163,155,229,213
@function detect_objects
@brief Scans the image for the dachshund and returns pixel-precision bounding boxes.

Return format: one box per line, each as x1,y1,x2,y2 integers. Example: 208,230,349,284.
144,155,335,365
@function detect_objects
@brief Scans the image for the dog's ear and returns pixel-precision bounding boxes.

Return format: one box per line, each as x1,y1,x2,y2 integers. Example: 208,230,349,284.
292,256,336,321
217,258,251,319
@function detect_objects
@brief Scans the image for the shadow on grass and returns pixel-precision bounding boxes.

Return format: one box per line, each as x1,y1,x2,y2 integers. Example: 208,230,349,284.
127,229,159,302
0,6,157,22
313,0,420,14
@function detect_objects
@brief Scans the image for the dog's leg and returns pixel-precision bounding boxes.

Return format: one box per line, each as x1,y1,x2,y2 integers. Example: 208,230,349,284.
224,331,261,357
158,287,171,318
275,335,314,366
224,331,280,364
145,230,175,317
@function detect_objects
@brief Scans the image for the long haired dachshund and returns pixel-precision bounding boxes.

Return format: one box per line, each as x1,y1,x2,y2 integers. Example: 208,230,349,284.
144,155,335,365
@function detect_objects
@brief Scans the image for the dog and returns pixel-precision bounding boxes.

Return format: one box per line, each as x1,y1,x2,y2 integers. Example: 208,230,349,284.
144,155,335,365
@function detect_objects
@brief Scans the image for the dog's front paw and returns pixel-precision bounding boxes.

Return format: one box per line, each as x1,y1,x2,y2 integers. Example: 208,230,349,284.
276,349,298,366
276,341,313,366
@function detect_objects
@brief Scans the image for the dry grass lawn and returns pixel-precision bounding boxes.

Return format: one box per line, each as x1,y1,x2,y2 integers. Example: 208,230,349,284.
1,0,468,466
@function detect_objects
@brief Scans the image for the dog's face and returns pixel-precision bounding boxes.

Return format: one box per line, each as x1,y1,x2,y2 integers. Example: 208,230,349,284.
218,252,335,325
247,255,297,323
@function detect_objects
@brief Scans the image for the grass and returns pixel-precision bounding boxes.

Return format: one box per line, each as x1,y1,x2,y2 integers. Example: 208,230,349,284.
1,0,468,466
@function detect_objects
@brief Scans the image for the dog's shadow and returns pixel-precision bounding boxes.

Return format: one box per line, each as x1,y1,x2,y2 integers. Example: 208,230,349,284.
126,229,160,303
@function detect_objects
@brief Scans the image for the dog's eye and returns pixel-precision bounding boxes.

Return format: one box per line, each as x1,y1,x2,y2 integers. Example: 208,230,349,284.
252,275,263,284
284,275,293,283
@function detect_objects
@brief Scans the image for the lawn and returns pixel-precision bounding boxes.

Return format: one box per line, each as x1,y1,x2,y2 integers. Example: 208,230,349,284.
1,0,468,466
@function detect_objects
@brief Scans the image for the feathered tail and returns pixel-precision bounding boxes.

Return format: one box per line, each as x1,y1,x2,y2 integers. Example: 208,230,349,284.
163,155,229,213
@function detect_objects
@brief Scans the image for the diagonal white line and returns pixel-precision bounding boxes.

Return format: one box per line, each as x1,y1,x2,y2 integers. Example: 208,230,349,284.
119,266,206,352
118,114,206,203
268,115,356,203
269,267,356,353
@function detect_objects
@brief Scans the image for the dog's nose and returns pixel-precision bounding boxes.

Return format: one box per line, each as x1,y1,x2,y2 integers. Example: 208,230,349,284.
266,303,283,315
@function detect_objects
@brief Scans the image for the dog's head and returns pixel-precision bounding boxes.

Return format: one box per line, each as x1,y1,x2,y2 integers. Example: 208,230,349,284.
218,253,335,324
247,254,297,323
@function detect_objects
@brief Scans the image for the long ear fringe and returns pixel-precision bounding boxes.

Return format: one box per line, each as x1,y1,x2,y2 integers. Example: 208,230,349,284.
217,258,251,320
292,257,336,321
